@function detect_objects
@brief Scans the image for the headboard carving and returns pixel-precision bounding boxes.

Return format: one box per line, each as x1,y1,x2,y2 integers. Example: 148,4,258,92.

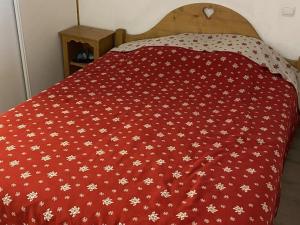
115,3,261,45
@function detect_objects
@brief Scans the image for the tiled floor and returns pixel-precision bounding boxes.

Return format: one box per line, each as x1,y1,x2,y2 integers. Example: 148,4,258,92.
274,126,300,225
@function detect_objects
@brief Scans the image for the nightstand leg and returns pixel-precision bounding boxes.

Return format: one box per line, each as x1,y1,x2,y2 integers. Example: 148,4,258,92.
62,38,70,77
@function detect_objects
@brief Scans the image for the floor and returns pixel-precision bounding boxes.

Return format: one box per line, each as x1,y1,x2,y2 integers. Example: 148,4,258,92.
274,125,300,225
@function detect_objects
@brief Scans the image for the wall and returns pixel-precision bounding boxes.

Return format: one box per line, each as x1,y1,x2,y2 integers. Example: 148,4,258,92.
19,0,77,96
0,0,26,112
79,0,300,60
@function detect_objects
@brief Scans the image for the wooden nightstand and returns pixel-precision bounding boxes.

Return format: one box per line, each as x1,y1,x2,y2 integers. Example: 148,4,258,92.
60,26,115,77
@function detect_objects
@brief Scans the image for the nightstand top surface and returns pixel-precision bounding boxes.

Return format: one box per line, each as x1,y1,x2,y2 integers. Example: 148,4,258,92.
60,25,114,41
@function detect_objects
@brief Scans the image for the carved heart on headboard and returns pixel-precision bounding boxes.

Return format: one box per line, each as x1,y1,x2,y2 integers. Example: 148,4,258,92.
203,7,215,19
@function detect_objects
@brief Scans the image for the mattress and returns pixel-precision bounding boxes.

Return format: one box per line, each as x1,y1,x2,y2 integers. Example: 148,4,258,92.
0,34,299,224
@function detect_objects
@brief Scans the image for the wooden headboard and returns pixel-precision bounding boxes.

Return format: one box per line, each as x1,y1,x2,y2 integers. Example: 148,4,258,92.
115,3,300,71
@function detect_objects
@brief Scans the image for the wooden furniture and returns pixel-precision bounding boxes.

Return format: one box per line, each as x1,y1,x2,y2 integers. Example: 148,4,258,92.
115,3,300,71
60,26,114,77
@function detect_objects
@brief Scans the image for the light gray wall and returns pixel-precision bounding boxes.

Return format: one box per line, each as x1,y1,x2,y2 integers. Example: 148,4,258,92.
19,0,77,95
0,0,26,112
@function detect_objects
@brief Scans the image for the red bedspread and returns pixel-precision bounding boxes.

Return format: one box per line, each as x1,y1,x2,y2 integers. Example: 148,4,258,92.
0,46,298,225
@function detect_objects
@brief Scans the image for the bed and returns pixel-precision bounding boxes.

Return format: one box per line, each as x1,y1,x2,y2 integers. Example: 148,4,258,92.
0,3,300,225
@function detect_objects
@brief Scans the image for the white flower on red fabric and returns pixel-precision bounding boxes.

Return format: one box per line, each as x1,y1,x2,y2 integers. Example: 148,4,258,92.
84,141,93,146
82,110,90,115
111,136,119,142
215,183,226,191
145,145,154,150
129,197,141,206
47,171,58,178
233,206,245,215
0,136,6,141
266,182,274,191
260,127,268,132
240,185,251,192
118,178,128,185
99,128,107,133
17,124,26,129
197,171,206,177
205,155,214,162
246,168,256,174
206,119,214,123
41,155,51,161
87,183,97,192
213,142,222,148
102,197,113,206
60,141,69,147
220,130,228,135
182,155,191,162
230,152,239,158
253,152,261,158
104,165,114,172
77,128,86,133
69,206,80,217
185,121,193,126
177,133,185,138
199,129,208,135
96,149,105,155
124,124,131,129
60,183,71,191
2,193,12,206
133,160,142,166
119,150,128,155
227,77,234,83
45,120,53,125
160,190,171,198
167,146,176,152
243,75,249,80
156,132,164,137
132,136,140,141
43,208,53,221
271,165,278,173
236,137,244,144
191,142,200,148
186,190,197,198
9,160,19,167
143,178,154,185
92,117,100,121
261,202,269,213
223,167,232,173
50,132,59,137
176,211,188,220
148,211,159,222
172,170,182,179
31,145,40,151
207,204,218,214
112,117,120,122
156,159,165,165
66,155,76,161
67,121,75,125
144,124,151,128
20,171,31,179
27,192,38,202
6,145,16,151
79,166,89,172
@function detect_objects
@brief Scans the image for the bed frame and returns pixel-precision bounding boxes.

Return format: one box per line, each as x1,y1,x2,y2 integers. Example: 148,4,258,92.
115,3,300,71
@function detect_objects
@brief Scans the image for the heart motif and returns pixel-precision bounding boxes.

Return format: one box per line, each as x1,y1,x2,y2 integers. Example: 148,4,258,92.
203,7,215,19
